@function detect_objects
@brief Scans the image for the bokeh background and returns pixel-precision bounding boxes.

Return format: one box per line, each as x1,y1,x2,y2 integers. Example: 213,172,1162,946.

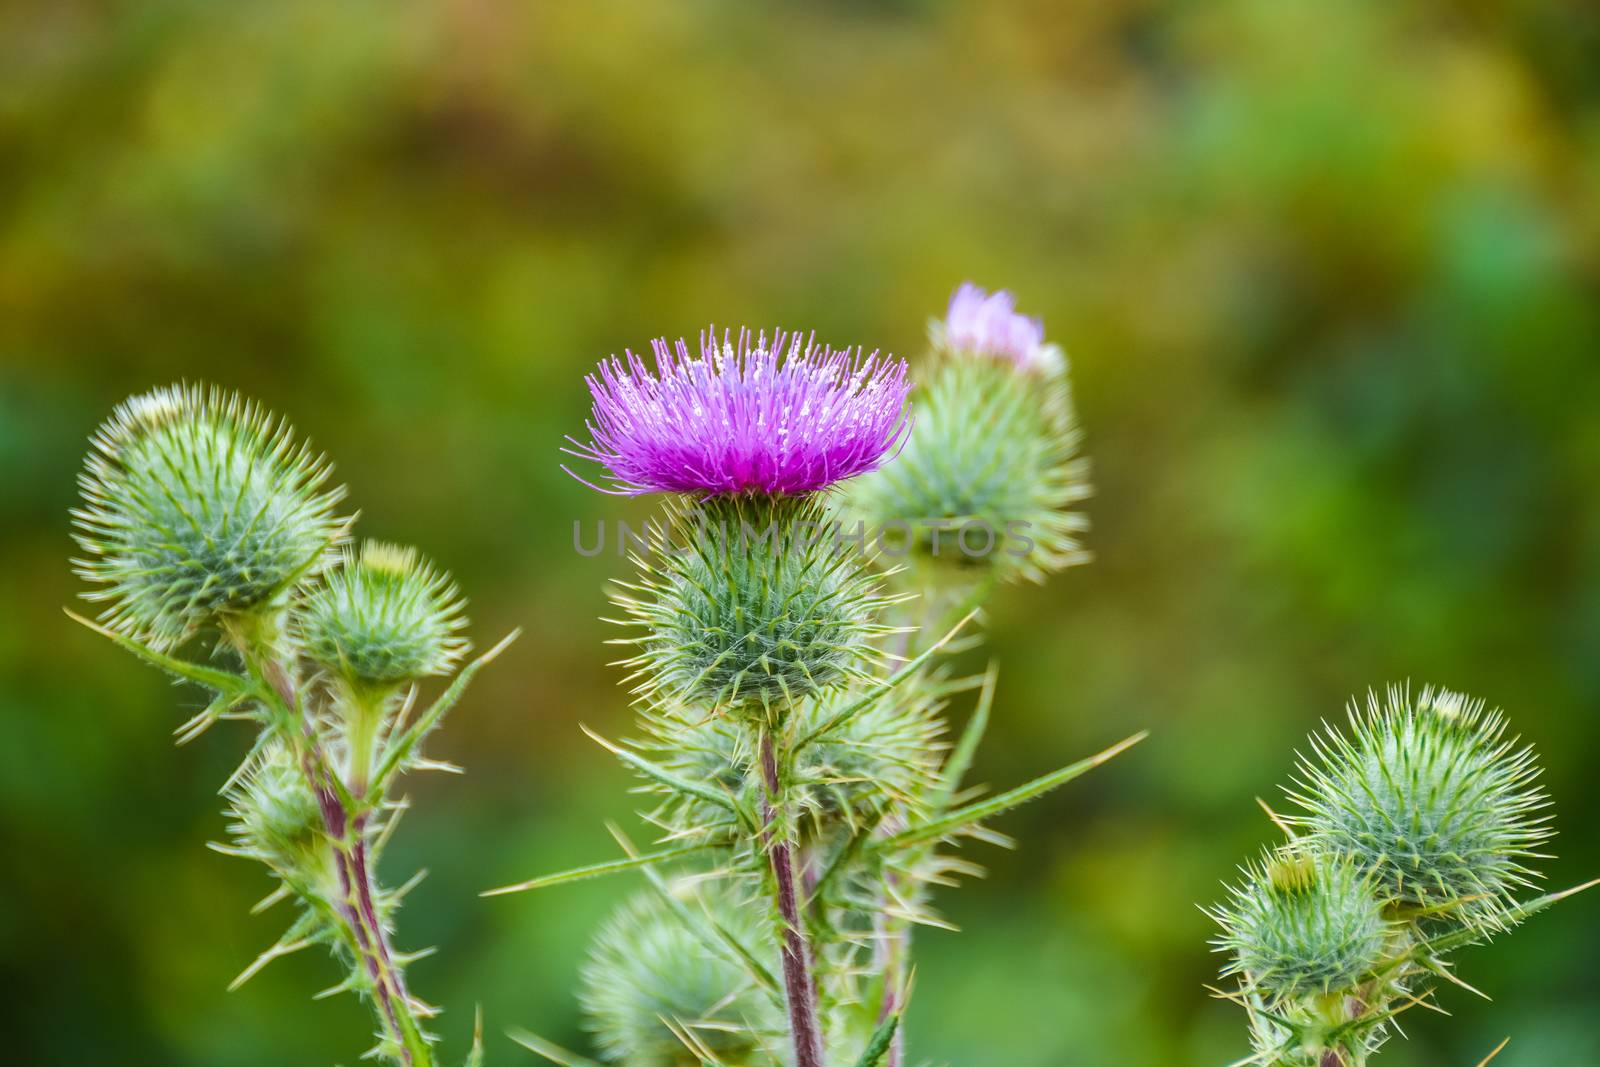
4,1,1599,1064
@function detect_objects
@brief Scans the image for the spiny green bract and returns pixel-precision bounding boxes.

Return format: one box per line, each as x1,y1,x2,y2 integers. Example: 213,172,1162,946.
846,349,1089,587
638,678,947,844
71,384,346,650
580,885,788,1067
1210,850,1391,1002
612,494,899,720
298,540,468,691
1289,685,1551,933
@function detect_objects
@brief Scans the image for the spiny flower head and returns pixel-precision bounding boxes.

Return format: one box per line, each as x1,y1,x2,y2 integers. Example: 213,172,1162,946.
1210,849,1391,1003
72,384,346,649
1289,685,1552,933
297,540,468,692
937,282,1063,373
564,328,912,497
580,884,786,1067
612,494,901,720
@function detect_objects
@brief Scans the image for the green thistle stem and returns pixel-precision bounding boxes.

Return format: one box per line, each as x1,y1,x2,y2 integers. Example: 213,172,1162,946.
758,727,826,1067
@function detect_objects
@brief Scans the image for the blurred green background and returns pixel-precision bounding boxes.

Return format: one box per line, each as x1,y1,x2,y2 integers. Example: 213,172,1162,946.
4,1,1599,1063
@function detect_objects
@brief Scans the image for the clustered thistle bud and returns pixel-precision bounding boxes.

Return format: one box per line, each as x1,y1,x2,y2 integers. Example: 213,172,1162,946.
298,540,469,694
847,284,1090,587
72,384,345,650
71,384,506,1067
1211,850,1390,1003
1209,684,1579,1066
580,886,788,1067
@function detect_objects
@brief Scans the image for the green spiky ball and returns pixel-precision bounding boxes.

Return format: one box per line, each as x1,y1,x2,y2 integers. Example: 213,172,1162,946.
846,351,1089,587
1291,686,1551,932
72,384,345,649
580,885,786,1067
613,494,896,720
1212,850,1390,1002
297,540,468,690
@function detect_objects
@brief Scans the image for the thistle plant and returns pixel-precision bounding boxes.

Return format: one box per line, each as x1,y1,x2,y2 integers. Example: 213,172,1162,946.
70,384,513,1067
1208,685,1595,1067
503,290,1143,1067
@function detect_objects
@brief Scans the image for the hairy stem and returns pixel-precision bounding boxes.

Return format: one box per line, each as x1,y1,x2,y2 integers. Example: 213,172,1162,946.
251,641,434,1067
759,728,826,1067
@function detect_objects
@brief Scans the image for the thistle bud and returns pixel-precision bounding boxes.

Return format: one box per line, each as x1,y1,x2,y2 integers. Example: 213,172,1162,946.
72,384,345,650
580,886,786,1067
1290,686,1551,933
847,284,1090,587
642,677,944,843
1210,849,1390,1003
614,494,897,720
224,743,335,890
297,540,468,694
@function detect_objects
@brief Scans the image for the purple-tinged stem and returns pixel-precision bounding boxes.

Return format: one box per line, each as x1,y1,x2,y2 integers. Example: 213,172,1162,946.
257,654,433,1067
759,730,826,1067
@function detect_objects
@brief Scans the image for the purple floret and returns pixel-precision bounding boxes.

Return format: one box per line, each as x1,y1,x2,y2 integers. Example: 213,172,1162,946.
943,282,1051,369
564,328,912,497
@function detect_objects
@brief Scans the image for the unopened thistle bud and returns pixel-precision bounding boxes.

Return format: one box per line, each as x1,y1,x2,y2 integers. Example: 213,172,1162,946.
848,283,1090,587
1290,686,1551,933
580,886,786,1067
71,384,345,650
643,677,945,842
1210,849,1391,1003
297,540,468,693
224,743,335,890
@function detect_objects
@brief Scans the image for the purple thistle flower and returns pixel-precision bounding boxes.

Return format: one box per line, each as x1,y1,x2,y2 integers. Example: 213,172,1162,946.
563,328,912,497
942,282,1058,371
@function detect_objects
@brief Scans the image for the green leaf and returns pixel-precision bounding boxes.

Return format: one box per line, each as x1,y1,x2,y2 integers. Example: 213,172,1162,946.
372,629,520,796
605,823,782,997
480,840,725,897
506,1028,604,1067
930,660,998,812
797,609,979,750
463,1006,485,1067
853,1013,901,1067
884,730,1148,849
1414,877,1600,959
580,725,757,833
66,608,254,696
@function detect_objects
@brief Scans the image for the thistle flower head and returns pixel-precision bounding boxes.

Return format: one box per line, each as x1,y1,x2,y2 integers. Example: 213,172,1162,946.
72,384,345,650
297,540,468,691
580,885,786,1066
1289,685,1552,933
937,282,1063,374
564,328,912,497
613,495,900,720
1210,849,1391,1002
